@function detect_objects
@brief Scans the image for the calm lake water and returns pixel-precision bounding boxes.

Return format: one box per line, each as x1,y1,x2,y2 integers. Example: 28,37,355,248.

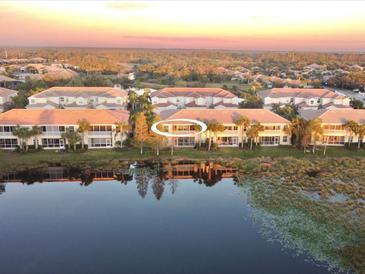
0,162,359,274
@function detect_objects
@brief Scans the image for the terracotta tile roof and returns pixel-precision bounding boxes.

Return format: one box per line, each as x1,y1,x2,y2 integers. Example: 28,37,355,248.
164,109,290,124
0,87,18,97
0,109,129,125
258,88,346,99
152,87,236,99
30,86,128,98
300,109,365,124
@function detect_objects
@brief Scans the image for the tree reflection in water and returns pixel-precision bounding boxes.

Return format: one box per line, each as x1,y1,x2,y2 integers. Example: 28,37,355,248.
0,160,236,200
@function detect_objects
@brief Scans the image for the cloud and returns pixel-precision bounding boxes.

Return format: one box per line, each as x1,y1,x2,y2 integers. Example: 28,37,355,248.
105,1,152,11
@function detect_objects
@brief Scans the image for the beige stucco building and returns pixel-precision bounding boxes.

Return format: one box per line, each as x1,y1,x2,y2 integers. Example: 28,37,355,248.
258,88,351,110
0,109,129,149
27,86,128,109
161,109,291,147
0,87,18,112
151,88,242,113
300,109,365,146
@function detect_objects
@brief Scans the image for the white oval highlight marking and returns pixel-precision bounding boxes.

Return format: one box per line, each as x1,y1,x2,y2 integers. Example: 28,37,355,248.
151,119,207,137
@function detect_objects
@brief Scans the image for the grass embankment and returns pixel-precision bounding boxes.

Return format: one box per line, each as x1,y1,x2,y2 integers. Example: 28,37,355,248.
1,146,365,172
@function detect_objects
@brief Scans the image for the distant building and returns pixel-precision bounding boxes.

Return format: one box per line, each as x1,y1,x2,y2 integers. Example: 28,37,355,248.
0,75,23,89
27,86,128,110
0,87,18,112
151,87,242,113
0,109,129,150
257,88,351,110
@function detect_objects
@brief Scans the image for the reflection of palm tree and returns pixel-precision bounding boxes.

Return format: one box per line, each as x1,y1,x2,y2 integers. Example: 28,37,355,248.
80,168,94,186
167,179,178,195
151,176,165,200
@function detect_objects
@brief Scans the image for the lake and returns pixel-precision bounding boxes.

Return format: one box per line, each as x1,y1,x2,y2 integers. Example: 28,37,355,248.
0,161,362,274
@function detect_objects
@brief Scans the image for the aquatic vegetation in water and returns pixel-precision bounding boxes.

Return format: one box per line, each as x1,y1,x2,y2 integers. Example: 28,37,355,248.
236,157,365,273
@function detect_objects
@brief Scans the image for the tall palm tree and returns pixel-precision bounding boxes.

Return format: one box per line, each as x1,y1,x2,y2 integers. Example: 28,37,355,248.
77,119,91,149
356,124,365,149
345,120,359,146
206,120,225,151
306,118,323,154
12,125,33,152
31,125,43,149
234,115,251,149
128,91,138,112
114,122,131,148
246,122,264,150
62,128,81,152
286,117,306,147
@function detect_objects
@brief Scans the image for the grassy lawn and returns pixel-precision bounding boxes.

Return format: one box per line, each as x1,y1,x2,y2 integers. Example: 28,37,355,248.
1,146,365,172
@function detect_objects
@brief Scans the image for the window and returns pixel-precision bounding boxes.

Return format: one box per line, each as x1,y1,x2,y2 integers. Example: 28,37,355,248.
282,136,288,143
90,125,112,132
60,97,65,103
0,139,18,148
42,126,62,133
224,126,238,131
42,138,64,148
217,136,238,145
174,137,195,146
259,136,280,145
0,126,16,133
89,138,112,147
172,125,195,132
264,125,281,131
323,136,345,145
310,100,315,105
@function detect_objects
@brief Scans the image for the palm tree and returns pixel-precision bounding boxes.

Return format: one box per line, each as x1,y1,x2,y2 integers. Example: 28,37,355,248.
286,117,306,147
128,91,138,112
62,128,81,152
31,125,43,149
306,118,323,154
114,122,131,148
206,120,225,151
77,119,91,149
12,125,32,152
246,122,264,150
345,120,359,147
234,115,251,149
356,124,365,149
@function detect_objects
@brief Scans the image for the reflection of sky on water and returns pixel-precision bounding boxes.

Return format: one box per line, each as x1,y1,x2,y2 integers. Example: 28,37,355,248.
0,176,330,274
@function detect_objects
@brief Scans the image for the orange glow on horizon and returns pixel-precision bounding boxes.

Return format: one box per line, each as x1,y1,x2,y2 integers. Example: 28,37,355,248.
0,1,365,51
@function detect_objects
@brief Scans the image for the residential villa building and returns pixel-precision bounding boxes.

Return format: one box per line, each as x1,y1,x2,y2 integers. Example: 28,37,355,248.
27,86,128,109
300,109,365,146
161,109,291,147
0,87,18,112
0,109,129,150
151,88,242,113
0,75,23,89
258,88,351,110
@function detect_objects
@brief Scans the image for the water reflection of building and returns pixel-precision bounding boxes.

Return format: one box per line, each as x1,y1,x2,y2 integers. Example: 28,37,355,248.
0,183,5,194
0,161,236,187
165,161,236,179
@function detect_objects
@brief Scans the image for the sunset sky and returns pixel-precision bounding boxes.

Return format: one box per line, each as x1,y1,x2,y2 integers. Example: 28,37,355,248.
1,1,365,51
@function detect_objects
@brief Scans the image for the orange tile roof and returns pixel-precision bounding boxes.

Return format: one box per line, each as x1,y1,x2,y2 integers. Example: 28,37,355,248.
317,109,365,124
0,109,129,125
31,86,128,98
258,88,347,99
152,87,236,98
164,109,290,124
